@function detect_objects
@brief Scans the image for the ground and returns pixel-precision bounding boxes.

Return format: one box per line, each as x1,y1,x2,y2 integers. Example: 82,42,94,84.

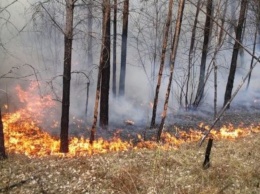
1,105,260,193
0,133,260,194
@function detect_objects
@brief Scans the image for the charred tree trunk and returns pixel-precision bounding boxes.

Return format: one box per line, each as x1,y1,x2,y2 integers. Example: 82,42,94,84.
193,0,213,107
0,109,7,159
157,0,185,141
112,0,117,97
60,0,75,153
224,0,248,108
119,0,129,97
90,0,111,143
90,69,102,144
203,138,213,169
99,0,111,128
150,0,174,128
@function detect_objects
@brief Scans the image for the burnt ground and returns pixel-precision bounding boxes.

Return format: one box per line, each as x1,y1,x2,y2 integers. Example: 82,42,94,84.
80,102,260,144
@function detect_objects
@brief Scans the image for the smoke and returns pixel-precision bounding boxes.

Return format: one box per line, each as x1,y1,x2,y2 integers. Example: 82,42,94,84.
1,0,260,137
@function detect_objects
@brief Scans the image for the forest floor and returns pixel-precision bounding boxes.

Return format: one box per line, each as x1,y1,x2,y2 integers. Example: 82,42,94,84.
1,104,260,193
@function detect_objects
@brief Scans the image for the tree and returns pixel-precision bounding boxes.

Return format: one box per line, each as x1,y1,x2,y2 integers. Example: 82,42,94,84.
119,0,129,97
112,0,117,97
99,0,111,128
247,0,260,89
185,0,202,109
150,0,174,128
90,0,111,143
60,0,77,153
157,0,185,141
193,0,213,107
0,109,6,159
223,0,248,108
86,0,94,66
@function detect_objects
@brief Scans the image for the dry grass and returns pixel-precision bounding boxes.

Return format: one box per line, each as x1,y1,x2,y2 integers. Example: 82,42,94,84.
1,134,260,194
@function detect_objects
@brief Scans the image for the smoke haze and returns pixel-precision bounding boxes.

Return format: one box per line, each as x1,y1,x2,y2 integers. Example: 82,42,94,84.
1,0,260,135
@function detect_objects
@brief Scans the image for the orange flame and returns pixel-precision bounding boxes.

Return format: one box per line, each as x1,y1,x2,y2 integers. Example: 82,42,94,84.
2,82,260,157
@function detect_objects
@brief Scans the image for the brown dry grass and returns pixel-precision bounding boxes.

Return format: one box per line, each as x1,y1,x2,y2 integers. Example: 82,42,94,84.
1,133,260,194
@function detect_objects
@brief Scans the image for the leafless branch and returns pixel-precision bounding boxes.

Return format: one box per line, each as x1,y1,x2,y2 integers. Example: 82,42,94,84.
199,57,260,146
39,2,65,35
0,0,18,14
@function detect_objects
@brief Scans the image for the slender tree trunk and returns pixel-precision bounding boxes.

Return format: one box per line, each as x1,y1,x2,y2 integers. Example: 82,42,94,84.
157,0,185,141
150,0,174,128
60,0,75,153
246,26,258,89
90,0,111,143
86,1,93,117
186,0,201,109
119,0,129,96
99,0,111,128
224,0,248,108
87,0,93,66
0,109,7,159
85,82,90,116
90,70,101,144
193,0,213,107
112,0,117,97
218,0,228,46
152,0,159,89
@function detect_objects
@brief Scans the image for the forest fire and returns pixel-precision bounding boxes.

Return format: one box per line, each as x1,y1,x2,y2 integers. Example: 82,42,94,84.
2,83,260,158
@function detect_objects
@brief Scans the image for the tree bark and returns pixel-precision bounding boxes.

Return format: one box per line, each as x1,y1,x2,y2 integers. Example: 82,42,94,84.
203,138,213,169
119,0,129,97
193,0,213,107
0,109,7,159
218,0,228,46
157,0,185,141
186,0,201,109
150,0,174,128
246,26,258,89
112,0,117,97
224,0,248,108
90,0,111,143
87,0,93,66
99,0,111,128
60,0,75,153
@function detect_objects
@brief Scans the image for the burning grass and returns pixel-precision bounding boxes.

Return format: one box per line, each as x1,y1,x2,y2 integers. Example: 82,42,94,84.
1,82,260,193
1,133,260,193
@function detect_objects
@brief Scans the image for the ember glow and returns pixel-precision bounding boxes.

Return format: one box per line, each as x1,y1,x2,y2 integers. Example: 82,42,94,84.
2,82,260,157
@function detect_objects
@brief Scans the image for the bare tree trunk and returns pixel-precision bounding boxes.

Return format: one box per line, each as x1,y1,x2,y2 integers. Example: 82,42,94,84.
112,0,117,97
186,0,201,109
99,0,111,128
85,82,90,116
119,0,129,97
90,70,101,144
218,0,228,46
224,0,248,108
152,0,159,89
150,0,174,128
193,0,213,107
60,0,75,153
90,0,111,143
87,0,93,66
246,26,258,89
0,109,7,159
157,0,185,141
